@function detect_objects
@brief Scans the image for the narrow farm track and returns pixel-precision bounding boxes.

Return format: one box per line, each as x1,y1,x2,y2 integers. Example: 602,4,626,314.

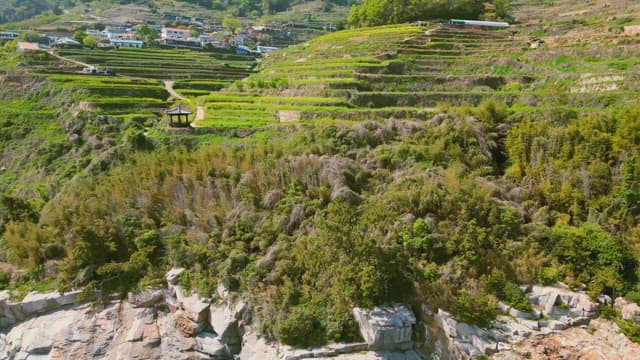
165,80,206,124
48,51,93,69
195,105,205,121
163,80,185,100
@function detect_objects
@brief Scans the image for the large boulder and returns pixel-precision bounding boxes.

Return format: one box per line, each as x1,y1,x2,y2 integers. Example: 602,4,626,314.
174,311,205,337
353,304,416,351
238,331,279,360
195,332,229,358
128,288,166,308
165,268,185,285
209,300,248,347
0,308,77,357
168,285,210,326
529,286,597,320
614,297,640,321
0,290,82,326
434,309,498,359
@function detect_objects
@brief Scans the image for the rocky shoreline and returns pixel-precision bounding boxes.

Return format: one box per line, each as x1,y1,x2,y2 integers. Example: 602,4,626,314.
1,269,639,359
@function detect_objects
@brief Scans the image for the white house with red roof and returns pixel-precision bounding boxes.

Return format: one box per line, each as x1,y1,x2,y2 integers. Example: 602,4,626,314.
161,27,190,41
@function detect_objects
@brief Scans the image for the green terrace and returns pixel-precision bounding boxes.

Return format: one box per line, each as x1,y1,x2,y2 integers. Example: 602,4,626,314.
194,92,438,129
44,74,168,119
55,48,255,82
190,24,528,128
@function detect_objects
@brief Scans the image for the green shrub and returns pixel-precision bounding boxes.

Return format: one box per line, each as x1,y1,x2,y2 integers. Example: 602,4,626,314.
0,271,10,290
538,266,561,285
275,304,326,347
452,291,497,328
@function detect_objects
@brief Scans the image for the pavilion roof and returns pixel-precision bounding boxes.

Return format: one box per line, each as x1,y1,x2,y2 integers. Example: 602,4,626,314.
165,105,192,115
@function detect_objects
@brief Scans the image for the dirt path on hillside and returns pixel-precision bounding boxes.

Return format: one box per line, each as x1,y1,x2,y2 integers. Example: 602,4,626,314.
48,51,94,69
195,105,205,122
163,80,185,100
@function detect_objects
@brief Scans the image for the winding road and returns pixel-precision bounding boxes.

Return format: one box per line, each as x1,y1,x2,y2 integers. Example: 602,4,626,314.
163,80,185,100
164,80,205,122
50,52,206,123
48,50,94,69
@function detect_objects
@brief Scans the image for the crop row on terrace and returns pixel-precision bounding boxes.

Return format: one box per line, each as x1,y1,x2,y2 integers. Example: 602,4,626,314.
36,21,638,131
41,73,168,119
194,24,526,129
55,48,255,83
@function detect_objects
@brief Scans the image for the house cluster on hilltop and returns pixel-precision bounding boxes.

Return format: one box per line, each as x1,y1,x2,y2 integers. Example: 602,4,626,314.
2,12,321,55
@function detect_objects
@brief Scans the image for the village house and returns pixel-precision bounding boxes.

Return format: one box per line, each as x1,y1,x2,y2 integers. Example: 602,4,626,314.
17,42,49,51
162,14,203,27
161,27,190,41
110,39,144,48
445,19,510,29
256,45,278,54
0,31,20,41
53,37,81,46
86,29,104,39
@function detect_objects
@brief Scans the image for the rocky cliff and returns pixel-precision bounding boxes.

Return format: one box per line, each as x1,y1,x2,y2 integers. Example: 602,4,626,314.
1,275,639,360
0,270,422,360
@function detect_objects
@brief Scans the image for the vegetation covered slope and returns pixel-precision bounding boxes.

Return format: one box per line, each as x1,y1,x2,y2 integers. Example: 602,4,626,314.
348,0,511,27
0,0,351,28
2,0,640,348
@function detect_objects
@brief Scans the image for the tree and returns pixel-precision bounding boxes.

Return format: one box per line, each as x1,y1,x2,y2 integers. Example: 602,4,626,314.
18,30,41,42
73,30,87,44
348,0,510,27
134,24,159,42
222,15,241,34
82,36,97,48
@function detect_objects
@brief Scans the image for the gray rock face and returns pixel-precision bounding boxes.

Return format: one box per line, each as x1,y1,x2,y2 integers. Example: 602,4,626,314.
0,290,81,327
209,300,247,347
175,286,210,323
433,309,500,359
424,286,608,360
353,304,416,351
238,331,279,360
0,296,241,360
614,297,640,321
195,332,228,357
128,288,167,308
529,285,597,319
493,319,640,360
165,267,186,285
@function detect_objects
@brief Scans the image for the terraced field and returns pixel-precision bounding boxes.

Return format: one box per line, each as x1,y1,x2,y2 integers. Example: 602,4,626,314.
23,0,640,131
19,47,259,123
55,48,255,96
194,6,640,130
194,24,525,128
48,74,169,120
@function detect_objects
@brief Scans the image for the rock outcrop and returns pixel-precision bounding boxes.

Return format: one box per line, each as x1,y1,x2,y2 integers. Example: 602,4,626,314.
238,331,280,360
0,290,82,327
4,278,631,360
425,286,604,359
529,285,597,321
614,297,640,321
0,301,212,360
433,309,503,358
0,269,425,360
492,319,640,360
353,304,416,351
209,299,248,354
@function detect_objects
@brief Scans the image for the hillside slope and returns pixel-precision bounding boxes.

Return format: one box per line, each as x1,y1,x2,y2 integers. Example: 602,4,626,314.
1,0,640,356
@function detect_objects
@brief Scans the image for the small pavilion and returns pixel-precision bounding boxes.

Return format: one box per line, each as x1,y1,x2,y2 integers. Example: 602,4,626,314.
165,105,193,127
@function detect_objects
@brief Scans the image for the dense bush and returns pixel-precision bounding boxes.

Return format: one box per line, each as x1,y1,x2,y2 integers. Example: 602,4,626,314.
2,100,640,345
348,0,511,27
